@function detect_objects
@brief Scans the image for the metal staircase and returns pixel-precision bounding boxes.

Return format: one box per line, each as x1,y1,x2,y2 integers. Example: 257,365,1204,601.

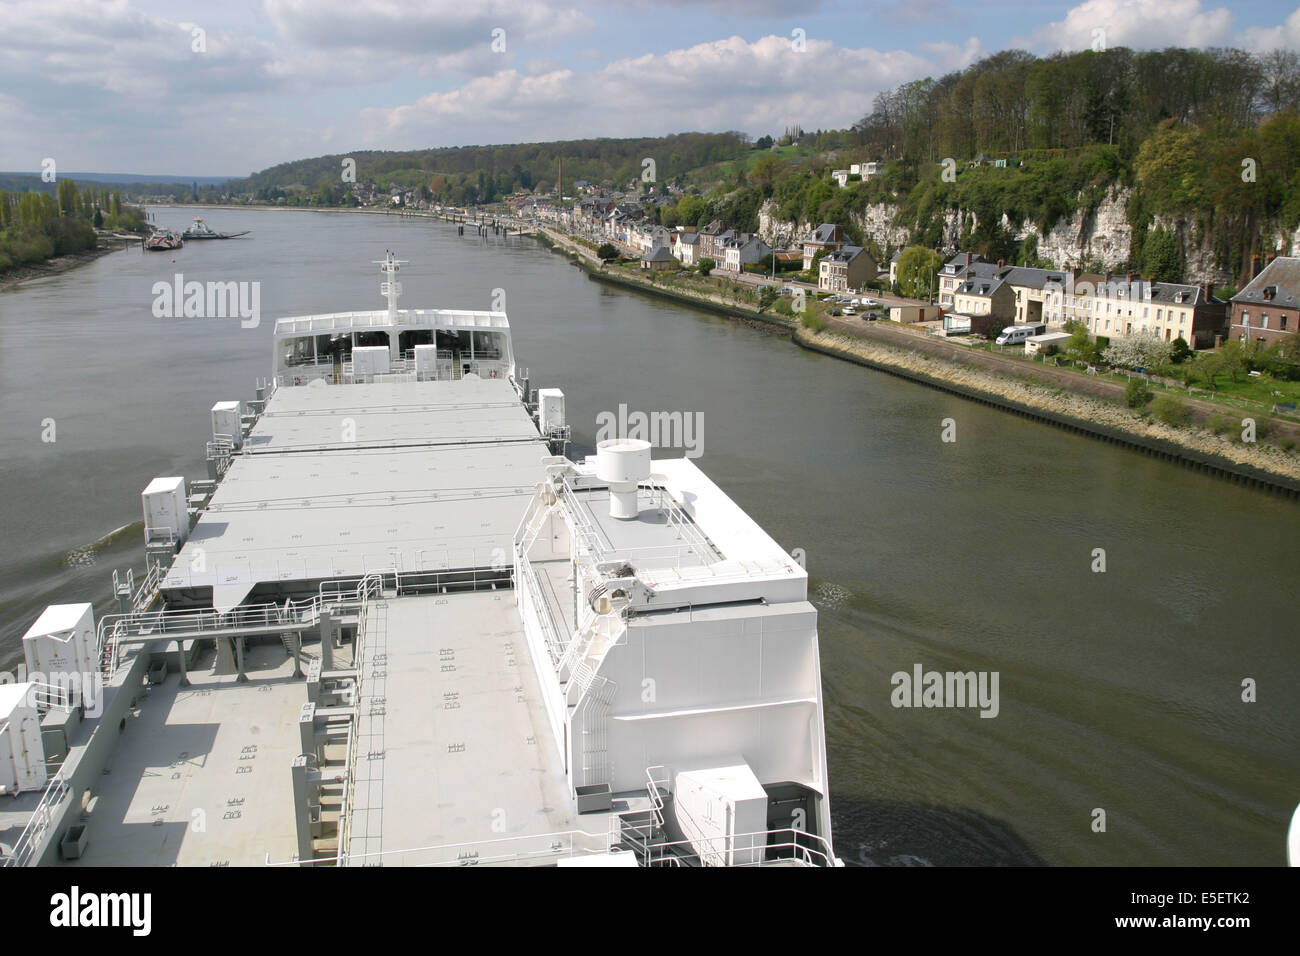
618,766,677,865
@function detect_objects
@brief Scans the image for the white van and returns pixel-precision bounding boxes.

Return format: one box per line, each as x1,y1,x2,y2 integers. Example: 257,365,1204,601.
995,323,1046,346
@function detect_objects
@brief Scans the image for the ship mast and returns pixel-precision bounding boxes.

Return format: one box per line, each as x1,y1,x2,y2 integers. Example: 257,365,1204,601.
374,250,407,319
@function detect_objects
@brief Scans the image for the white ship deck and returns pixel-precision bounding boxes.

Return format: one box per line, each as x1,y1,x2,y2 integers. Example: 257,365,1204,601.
345,591,592,866
165,378,550,612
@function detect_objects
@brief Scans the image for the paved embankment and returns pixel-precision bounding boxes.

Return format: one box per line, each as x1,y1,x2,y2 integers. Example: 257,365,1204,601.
795,325,1300,496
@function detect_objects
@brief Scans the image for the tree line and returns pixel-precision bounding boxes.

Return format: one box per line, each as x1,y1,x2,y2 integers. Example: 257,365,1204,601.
0,179,146,273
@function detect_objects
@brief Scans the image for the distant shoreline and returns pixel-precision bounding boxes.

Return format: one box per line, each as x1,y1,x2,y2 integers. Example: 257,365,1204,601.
152,203,418,216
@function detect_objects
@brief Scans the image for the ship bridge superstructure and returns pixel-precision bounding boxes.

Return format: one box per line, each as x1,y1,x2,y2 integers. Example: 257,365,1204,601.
273,253,515,386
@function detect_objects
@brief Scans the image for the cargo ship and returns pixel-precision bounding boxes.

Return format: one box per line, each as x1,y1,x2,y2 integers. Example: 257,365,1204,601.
0,252,837,867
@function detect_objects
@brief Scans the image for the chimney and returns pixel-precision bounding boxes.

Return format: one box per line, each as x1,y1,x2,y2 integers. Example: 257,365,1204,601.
1127,271,1138,284
997,258,1005,268
1202,281,1213,302
965,252,972,268
1252,253,1261,278
1072,266,1082,280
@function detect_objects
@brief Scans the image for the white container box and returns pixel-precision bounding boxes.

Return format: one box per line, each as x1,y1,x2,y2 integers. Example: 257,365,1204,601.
211,401,242,449
538,388,565,431
351,345,390,381
674,759,768,866
22,603,96,710
0,683,48,794
142,476,188,546
413,344,439,381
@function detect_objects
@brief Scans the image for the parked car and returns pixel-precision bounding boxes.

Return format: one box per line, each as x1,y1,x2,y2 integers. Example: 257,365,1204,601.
829,308,842,316
861,297,879,307
865,311,880,321
843,306,857,315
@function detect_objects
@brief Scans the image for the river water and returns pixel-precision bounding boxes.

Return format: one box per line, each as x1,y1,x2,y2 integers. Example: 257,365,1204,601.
1,207,1295,866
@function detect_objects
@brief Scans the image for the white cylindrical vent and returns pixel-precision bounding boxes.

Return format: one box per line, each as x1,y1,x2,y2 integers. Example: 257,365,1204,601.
595,439,651,520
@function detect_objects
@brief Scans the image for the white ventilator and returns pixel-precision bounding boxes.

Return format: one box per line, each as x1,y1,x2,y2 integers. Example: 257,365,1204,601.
595,438,651,519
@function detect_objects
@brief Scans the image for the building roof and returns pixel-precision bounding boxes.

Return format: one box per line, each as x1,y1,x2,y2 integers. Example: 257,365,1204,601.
643,245,675,262
957,275,1007,298
941,252,989,275
804,223,841,244
1233,256,1300,309
824,245,865,265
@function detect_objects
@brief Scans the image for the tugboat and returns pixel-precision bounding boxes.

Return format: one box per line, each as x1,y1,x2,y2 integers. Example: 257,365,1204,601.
181,216,250,240
144,229,183,251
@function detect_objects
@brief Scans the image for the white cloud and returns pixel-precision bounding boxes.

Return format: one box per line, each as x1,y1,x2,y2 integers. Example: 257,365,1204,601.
361,34,948,147
263,0,593,60
1016,0,1235,52
1238,8,1300,52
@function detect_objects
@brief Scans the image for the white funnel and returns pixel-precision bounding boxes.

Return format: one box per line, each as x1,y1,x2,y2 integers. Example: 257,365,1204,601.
595,439,651,519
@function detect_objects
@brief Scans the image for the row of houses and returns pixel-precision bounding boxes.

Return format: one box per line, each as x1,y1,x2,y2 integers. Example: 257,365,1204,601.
938,253,1229,349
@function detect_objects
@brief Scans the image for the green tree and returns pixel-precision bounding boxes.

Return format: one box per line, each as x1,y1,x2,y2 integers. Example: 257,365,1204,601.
1125,377,1152,408
1191,350,1224,389
698,257,716,276
596,242,618,261
56,179,78,217
896,246,943,299
1141,227,1182,282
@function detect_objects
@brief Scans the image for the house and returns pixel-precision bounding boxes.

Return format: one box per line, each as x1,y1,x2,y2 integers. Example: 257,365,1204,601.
633,224,671,255
952,273,1015,324
818,245,876,292
699,225,736,264
831,170,850,188
888,250,902,286
672,232,699,267
721,234,772,273
937,252,994,307
641,246,676,271
850,161,886,179
801,223,845,271
697,220,727,262
1229,256,1300,347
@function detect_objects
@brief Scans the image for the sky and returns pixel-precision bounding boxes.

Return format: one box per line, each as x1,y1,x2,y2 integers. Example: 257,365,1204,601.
2,0,1299,177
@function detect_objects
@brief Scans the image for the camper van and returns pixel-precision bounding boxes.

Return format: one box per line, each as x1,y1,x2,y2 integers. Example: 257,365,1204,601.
995,323,1047,346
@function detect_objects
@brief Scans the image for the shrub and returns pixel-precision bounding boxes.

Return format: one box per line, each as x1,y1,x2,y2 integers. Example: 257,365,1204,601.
1151,394,1192,426
802,313,827,333
596,242,617,261
1207,414,1235,436
1124,377,1152,408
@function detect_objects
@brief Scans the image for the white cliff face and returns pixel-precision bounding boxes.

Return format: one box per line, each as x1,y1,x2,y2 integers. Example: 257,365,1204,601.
1018,186,1132,270
850,203,911,253
757,189,1293,283
757,199,807,248
1151,213,1228,284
